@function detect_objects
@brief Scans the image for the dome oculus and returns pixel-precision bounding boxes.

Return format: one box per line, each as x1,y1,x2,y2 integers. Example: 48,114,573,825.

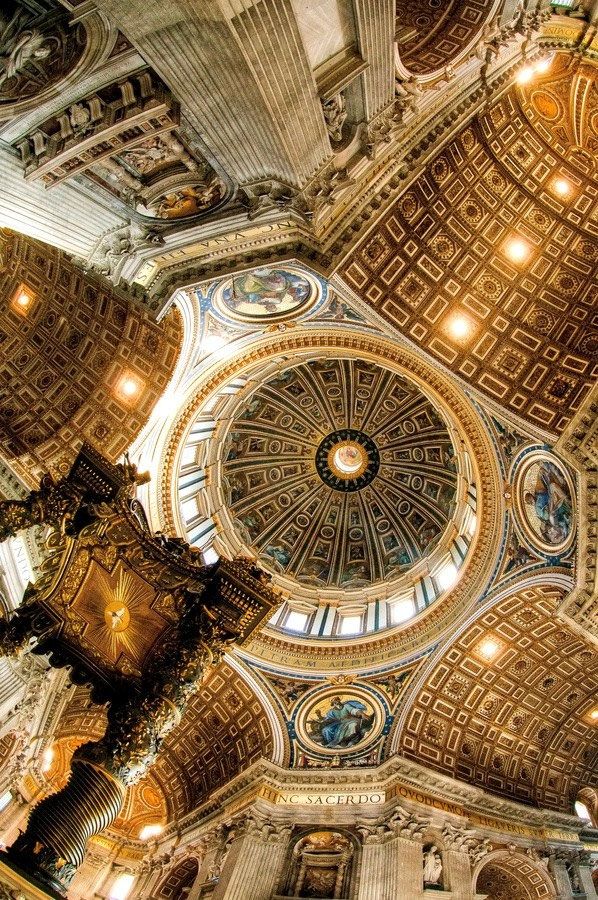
316,429,379,491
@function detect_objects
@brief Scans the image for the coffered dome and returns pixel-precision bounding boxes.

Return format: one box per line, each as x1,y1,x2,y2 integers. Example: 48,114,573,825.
518,54,598,177
221,358,459,591
169,332,487,647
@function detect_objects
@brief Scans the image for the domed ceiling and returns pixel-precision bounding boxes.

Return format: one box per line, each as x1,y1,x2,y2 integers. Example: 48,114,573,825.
222,358,458,590
396,0,494,75
518,54,598,177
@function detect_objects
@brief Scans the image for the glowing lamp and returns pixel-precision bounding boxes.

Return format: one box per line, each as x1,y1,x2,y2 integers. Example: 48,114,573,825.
116,373,143,402
552,177,571,198
504,237,530,264
517,65,534,85
11,284,35,315
479,638,500,660
448,314,472,341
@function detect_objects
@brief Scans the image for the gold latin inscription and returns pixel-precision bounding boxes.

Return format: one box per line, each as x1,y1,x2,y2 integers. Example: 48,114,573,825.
275,792,385,806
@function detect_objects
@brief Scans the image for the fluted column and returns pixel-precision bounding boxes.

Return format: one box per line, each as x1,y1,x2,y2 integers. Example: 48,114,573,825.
579,860,598,898
550,859,574,898
358,834,422,899
0,145,125,257
443,848,475,899
393,836,424,898
91,0,330,189
352,0,396,120
216,823,290,900
8,760,125,893
357,838,392,899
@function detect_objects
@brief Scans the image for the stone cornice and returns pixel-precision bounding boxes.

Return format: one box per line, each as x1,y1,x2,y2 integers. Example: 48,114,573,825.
155,755,585,853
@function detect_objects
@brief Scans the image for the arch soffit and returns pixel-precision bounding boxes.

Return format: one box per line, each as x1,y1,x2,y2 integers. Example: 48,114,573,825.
473,849,557,899
390,570,576,747
395,0,502,81
392,582,598,810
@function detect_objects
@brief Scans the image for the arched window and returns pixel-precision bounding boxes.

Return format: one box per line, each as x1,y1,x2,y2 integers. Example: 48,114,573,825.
575,788,598,827
575,800,591,822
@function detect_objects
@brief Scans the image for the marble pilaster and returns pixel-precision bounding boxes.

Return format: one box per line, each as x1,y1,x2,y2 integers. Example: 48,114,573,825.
443,848,475,899
352,0,396,120
356,839,394,900
0,145,126,257
552,860,575,898
357,834,423,899
216,830,288,900
579,862,598,898
90,0,331,189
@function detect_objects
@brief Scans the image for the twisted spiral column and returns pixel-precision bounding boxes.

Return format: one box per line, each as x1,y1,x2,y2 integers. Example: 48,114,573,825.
8,761,125,895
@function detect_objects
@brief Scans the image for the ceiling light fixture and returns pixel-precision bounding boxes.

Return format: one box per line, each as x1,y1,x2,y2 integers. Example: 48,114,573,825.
516,65,534,85
552,177,571,198
448,313,472,341
117,374,143,401
11,283,35,315
590,709,598,721
479,638,500,660
504,237,530,264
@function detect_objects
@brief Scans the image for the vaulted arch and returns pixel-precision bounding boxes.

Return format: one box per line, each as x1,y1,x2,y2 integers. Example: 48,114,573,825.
396,585,598,809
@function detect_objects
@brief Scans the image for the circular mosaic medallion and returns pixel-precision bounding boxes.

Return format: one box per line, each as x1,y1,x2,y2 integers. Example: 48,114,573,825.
316,429,380,492
296,688,385,756
214,266,319,323
515,451,575,554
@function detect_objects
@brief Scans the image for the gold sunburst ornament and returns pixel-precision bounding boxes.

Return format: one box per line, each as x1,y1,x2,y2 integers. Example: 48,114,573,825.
71,560,165,667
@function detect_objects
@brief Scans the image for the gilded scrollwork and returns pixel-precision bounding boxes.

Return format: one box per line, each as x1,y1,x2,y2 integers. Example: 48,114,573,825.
0,444,279,893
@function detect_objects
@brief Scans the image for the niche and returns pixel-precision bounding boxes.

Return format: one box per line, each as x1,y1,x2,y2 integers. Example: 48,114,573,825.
284,830,354,898
423,842,444,891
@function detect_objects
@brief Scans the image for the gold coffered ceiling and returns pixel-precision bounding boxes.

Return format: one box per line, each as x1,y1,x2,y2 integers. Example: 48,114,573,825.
397,586,598,810
519,54,598,177
339,69,598,436
396,0,494,75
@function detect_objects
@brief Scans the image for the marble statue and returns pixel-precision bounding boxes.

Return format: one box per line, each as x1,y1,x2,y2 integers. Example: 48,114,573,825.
423,846,443,886
322,93,347,143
